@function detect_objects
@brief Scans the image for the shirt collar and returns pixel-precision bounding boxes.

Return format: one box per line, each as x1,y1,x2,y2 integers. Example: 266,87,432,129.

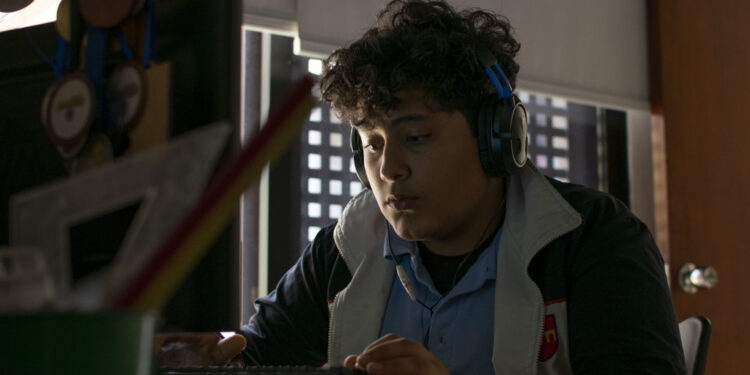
383,224,417,260
382,223,502,269
382,224,503,297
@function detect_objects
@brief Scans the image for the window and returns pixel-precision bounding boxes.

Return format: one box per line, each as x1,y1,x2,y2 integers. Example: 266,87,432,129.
520,90,628,194
298,56,362,250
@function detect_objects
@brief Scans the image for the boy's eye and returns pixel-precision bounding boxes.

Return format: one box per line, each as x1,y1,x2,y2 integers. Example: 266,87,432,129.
406,134,431,143
363,141,383,152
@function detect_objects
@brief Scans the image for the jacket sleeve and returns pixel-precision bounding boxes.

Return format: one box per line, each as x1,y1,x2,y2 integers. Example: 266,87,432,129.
565,193,686,374
239,223,351,366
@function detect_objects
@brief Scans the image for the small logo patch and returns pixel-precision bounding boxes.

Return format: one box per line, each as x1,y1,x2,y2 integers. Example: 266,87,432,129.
540,314,558,361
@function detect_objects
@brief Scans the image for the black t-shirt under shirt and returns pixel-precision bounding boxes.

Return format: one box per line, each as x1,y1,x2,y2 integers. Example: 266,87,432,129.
417,229,497,295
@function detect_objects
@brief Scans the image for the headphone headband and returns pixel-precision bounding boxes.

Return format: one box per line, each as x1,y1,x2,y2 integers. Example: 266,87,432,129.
477,45,513,98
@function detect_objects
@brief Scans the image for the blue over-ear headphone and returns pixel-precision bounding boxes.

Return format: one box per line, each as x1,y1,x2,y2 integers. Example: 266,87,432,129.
475,46,529,178
350,46,528,188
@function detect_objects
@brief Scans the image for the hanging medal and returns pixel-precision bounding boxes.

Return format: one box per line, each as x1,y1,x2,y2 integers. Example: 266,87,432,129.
114,0,155,129
106,0,155,152
41,72,96,159
41,0,94,160
107,30,147,132
69,21,117,171
77,0,146,167
77,0,141,131
41,0,154,167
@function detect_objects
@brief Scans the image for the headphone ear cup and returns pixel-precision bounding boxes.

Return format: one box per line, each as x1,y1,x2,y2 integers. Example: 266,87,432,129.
498,96,528,175
508,98,529,169
476,96,498,176
475,95,528,177
349,127,370,189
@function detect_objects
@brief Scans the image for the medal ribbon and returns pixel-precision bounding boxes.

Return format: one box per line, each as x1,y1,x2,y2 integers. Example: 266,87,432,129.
84,25,109,132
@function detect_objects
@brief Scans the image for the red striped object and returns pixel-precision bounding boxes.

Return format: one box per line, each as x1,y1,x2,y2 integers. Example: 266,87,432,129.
113,76,316,310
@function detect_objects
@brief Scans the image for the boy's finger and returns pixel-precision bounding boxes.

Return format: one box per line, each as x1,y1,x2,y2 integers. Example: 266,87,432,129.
212,334,247,364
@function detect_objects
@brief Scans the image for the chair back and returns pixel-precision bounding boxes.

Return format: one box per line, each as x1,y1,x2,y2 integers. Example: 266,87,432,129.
679,315,711,375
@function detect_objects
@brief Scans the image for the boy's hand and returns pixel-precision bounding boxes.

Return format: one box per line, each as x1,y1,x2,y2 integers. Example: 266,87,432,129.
154,332,246,367
343,334,449,375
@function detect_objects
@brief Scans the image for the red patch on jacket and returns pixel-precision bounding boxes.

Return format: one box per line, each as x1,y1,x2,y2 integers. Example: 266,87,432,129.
540,314,558,361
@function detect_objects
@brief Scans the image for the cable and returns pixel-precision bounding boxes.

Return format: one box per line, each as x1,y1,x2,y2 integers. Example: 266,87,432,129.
384,189,507,347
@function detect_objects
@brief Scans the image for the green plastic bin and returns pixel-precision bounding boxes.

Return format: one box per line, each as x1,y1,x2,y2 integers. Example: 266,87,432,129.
0,311,156,375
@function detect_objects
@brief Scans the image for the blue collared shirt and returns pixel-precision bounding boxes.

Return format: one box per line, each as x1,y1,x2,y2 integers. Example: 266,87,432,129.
379,226,502,375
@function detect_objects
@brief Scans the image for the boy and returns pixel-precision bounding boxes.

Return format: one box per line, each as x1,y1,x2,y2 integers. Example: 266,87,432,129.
163,1,686,374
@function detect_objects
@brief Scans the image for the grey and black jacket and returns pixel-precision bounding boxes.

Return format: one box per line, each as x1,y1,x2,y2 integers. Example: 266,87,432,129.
241,164,686,375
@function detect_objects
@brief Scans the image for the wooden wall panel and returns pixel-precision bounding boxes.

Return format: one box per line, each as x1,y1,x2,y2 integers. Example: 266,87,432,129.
649,0,750,373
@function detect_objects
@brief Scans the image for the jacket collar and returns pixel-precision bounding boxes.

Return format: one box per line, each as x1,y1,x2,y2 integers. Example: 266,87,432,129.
333,189,385,271
504,163,582,264
329,191,392,366
492,163,581,375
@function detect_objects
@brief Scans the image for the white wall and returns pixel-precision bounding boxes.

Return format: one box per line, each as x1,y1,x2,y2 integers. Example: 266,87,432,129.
244,0,649,110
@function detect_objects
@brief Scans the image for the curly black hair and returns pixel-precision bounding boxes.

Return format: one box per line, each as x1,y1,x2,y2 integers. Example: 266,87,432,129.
319,0,520,129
